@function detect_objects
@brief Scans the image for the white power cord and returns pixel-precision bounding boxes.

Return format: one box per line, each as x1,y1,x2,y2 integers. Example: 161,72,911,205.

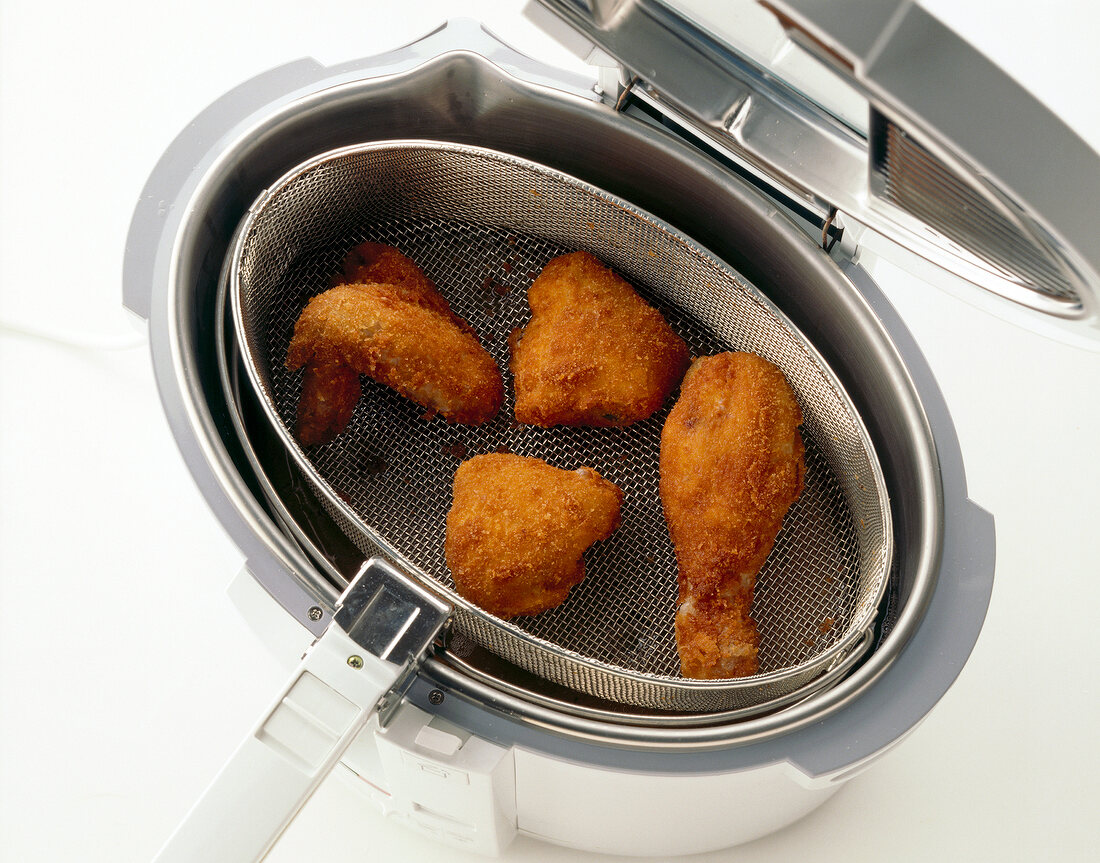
0,316,148,351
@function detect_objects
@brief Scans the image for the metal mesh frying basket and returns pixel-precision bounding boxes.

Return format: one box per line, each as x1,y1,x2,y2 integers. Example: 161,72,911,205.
230,141,892,713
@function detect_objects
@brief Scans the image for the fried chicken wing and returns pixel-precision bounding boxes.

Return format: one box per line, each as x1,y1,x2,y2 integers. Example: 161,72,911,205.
293,346,362,447
341,241,439,294
509,251,689,427
337,242,472,333
286,279,502,444
659,352,805,678
445,453,623,619
287,243,501,445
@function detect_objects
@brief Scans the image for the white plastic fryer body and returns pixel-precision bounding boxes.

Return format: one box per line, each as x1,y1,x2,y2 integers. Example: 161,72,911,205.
228,566,893,858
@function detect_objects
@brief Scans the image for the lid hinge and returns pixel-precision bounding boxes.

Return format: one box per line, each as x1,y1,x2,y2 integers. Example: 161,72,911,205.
616,81,854,262
614,74,640,112
821,207,841,253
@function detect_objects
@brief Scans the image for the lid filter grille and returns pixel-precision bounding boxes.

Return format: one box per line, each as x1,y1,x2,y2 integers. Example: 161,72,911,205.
871,112,1080,305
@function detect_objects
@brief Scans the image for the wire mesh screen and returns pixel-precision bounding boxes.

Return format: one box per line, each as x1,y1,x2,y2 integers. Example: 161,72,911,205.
232,141,891,712
871,111,1082,306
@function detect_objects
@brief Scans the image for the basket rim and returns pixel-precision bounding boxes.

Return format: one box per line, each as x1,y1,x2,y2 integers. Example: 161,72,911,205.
228,138,894,709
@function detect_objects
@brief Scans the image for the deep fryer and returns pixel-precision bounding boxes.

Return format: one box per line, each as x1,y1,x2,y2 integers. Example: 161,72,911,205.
121,2,1099,858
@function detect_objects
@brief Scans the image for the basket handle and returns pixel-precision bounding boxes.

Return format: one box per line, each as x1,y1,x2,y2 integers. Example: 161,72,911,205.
153,558,451,863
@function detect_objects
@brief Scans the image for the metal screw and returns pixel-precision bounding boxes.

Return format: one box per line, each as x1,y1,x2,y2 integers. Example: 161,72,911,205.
307,606,324,622
347,655,364,669
427,689,445,705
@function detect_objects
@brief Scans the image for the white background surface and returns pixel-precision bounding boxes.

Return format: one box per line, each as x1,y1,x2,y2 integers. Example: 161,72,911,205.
1,1,1099,861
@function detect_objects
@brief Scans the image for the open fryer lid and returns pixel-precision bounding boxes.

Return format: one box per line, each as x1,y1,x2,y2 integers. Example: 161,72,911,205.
530,0,1100,342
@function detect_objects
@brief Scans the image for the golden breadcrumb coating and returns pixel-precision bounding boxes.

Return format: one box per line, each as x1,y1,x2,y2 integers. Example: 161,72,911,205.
445,453,622,619
293,346,362,448
337,241,473,333
659,352,805,678
510,251,689,427
286,243,502,445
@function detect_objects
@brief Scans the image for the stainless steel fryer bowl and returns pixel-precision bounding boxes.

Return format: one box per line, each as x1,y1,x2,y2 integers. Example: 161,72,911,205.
229,140,892,713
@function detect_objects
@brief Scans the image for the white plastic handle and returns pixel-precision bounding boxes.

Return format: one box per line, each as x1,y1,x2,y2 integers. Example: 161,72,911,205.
153,627,393,862
154,559,450,862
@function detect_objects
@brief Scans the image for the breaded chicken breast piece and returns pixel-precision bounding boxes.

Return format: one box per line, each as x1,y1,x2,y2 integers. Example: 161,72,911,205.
445,453,623,619
286,280,502,444
509,251,689,427
659,352,805,678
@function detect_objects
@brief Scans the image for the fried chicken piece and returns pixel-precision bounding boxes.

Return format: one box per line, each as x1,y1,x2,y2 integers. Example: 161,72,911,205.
445,453,623,619
659,352,805,678
337,242,471,333
286,280,502,443
509,251,689,427
294,346,362,447
342,241,439,295
287,243,501,445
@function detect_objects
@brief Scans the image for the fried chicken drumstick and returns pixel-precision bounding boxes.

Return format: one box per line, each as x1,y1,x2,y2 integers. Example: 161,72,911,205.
509,251,689,427
286,243,502,445
659,352,805,678
445,453,623,619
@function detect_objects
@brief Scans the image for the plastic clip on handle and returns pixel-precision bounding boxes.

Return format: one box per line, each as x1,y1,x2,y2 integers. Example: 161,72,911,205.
153,558,451,863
